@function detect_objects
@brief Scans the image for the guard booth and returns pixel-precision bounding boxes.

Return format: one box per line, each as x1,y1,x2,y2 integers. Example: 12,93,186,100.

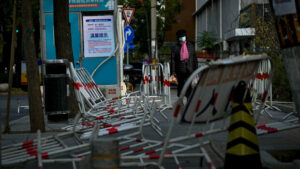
40,0,123,99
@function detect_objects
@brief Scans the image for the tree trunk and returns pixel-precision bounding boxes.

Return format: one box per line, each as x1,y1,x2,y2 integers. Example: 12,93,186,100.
53,0,78,117
22,0,45,132
4,0,17,133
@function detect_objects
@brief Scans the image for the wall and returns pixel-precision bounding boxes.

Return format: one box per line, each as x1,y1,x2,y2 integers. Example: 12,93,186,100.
222,0,239,38
164,0,195,43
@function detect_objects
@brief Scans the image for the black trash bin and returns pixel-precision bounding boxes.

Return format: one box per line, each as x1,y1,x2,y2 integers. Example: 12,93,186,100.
43,59,69,121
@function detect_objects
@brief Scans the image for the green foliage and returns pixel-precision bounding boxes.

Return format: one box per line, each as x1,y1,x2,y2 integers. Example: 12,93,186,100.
196,31,217,49
118,0,181,60
254,16,292,101
158,45,171,62
271,54,292,101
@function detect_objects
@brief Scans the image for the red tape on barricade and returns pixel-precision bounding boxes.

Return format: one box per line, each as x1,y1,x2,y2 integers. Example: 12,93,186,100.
195,132,203,138
145,150,156,155
263,72,270,79
22,140,34,148
106,127,118,134
133,148,144,153
195,100,201,112
81,122,95,127
92,82,98,89
21,140,49,160
103,124,112,128
72,82,83,90
212,93,218,105
120,146,130,151
27,146,37,156
95,116,104,120
163,80,170,87
41,153,49,159
173,105,181,118
256,73,263,80
262,91,268,102
149,155,160,159
107,108,116,114
143,76,149,84
257,125,278,133
256,72,270,80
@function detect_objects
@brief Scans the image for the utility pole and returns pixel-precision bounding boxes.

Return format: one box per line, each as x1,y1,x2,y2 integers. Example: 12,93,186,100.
150,0,157,60
138,0,151,60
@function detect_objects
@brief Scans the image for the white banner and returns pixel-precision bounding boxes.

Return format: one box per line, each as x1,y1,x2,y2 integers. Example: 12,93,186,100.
83,15,115,58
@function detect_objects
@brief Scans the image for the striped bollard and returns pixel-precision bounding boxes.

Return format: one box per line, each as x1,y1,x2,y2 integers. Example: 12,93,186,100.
224,81,262,169
91,138,119,169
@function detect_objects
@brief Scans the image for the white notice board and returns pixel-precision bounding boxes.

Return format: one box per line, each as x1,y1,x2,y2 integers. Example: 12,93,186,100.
83,15,115,58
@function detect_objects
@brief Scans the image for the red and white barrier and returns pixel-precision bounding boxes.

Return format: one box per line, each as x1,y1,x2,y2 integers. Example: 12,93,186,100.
142,62,171,108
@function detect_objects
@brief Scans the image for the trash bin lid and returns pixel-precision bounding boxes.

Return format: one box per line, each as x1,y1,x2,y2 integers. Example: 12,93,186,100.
43,59,68,64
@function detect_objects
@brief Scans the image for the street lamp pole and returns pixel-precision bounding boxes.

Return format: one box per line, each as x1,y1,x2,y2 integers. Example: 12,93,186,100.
138,0,151,60
150,0,157,60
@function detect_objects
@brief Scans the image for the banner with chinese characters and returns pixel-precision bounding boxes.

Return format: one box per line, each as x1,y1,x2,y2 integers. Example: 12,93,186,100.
83,15,115,58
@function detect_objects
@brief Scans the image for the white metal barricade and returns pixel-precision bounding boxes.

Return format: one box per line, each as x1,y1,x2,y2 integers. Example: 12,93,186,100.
2,131,87,166
70,62,144,116
252,59,296,118
3,55,300,168
142,62,172,109
68,63,163,137
1,97,165,167
117,54,300,169
76,68,106,104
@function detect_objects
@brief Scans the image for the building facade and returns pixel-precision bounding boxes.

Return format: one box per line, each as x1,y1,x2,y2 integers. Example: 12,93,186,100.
194,0,269,58
164,0,195,45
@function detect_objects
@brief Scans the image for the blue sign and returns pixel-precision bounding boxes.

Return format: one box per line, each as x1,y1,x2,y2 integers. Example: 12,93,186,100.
124,44,136,52
124,26,134,44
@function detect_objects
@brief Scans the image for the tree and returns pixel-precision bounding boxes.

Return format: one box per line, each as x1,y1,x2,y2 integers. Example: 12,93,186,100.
197,31,218,50
118,0,181,60
22,0,45,132
53,0,79,117
4,0,18,133
252,15,292,101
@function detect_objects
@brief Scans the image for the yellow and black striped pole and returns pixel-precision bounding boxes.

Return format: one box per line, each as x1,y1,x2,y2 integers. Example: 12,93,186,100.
224,81,261,169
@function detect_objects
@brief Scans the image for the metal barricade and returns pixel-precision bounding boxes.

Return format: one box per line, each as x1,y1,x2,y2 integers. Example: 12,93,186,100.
76,68,106,104
142,62,171,107
3,55,300,169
